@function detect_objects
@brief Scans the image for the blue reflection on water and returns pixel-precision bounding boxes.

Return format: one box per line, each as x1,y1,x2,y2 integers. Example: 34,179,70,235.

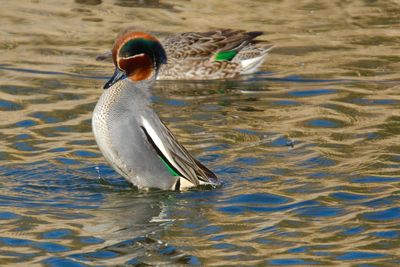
288,88,337,97
268,258,318,265
0,99,23,111
362,207,400,221
225,193,290,205
307,119,339,128
42,229,73,239
330,192,369,202
43,257,87,267
0,237,70,253
371,230,399,239
0,211,20,220
351,176,400,183
336,251,386,261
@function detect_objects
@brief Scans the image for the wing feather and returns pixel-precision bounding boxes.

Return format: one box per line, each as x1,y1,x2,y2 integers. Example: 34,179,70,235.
163,29,264,61
141,116,218,187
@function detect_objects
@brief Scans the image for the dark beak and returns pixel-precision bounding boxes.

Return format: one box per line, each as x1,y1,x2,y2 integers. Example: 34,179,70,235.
103,68,126,89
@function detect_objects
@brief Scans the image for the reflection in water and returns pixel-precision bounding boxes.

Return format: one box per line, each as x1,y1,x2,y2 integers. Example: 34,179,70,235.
73,189,197,265
1,0,400,266
83,191,166,244
75,0,102,6
0,161,196,265
114,0,174,9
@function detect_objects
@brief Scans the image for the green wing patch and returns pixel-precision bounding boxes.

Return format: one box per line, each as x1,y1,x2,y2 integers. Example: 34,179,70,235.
160,156,180,176
214,50,238,61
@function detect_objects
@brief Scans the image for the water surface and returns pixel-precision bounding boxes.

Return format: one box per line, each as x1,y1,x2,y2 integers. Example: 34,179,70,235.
1,0,400,266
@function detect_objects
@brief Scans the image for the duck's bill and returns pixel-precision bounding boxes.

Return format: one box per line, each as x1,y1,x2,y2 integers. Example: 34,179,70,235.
96,50,113,61
103,68,126,89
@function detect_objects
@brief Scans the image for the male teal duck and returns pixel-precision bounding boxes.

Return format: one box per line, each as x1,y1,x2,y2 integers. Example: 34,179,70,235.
97,28,273,80
92,31,219,190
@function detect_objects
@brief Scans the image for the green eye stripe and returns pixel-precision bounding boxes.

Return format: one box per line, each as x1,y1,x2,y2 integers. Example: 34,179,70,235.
119,38,155,58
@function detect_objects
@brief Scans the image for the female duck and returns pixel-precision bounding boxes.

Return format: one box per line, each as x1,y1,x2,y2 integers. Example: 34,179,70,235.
97,28,274,80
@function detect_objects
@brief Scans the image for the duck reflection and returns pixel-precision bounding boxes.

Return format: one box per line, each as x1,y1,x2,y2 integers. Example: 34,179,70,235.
75,189,191,265
84,189,170,241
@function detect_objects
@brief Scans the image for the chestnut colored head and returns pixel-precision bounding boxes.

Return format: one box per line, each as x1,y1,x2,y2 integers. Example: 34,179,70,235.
103,30,167,89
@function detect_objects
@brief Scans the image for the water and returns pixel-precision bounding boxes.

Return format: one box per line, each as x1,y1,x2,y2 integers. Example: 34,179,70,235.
1,0,400,265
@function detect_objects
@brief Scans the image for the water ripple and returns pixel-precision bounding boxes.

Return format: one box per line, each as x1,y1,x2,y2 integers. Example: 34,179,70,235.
1,0,400,266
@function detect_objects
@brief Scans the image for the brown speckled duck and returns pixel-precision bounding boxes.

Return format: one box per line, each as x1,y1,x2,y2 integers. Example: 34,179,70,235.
97,28,274,80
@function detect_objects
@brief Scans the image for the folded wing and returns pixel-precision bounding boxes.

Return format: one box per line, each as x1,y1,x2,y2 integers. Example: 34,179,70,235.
140,116,218,187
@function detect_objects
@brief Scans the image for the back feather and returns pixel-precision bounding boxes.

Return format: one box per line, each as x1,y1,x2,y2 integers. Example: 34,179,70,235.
163,29,265,61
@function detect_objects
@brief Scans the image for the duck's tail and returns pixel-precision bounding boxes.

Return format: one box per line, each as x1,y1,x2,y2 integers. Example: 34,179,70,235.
238,44,274,74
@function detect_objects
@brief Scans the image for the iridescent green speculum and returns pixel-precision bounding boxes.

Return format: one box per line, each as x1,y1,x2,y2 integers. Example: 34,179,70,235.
214,50,238,61
160,157,180,176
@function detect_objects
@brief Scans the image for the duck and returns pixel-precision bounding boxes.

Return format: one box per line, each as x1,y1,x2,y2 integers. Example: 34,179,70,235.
96,28,274,80
92,31,219,190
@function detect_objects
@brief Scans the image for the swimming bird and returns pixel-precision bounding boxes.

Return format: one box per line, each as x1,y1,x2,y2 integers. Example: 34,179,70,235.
96,28,274,80
92,31,219,190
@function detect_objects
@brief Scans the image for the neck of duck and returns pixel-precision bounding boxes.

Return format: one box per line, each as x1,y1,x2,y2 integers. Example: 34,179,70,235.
106,78,155,110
